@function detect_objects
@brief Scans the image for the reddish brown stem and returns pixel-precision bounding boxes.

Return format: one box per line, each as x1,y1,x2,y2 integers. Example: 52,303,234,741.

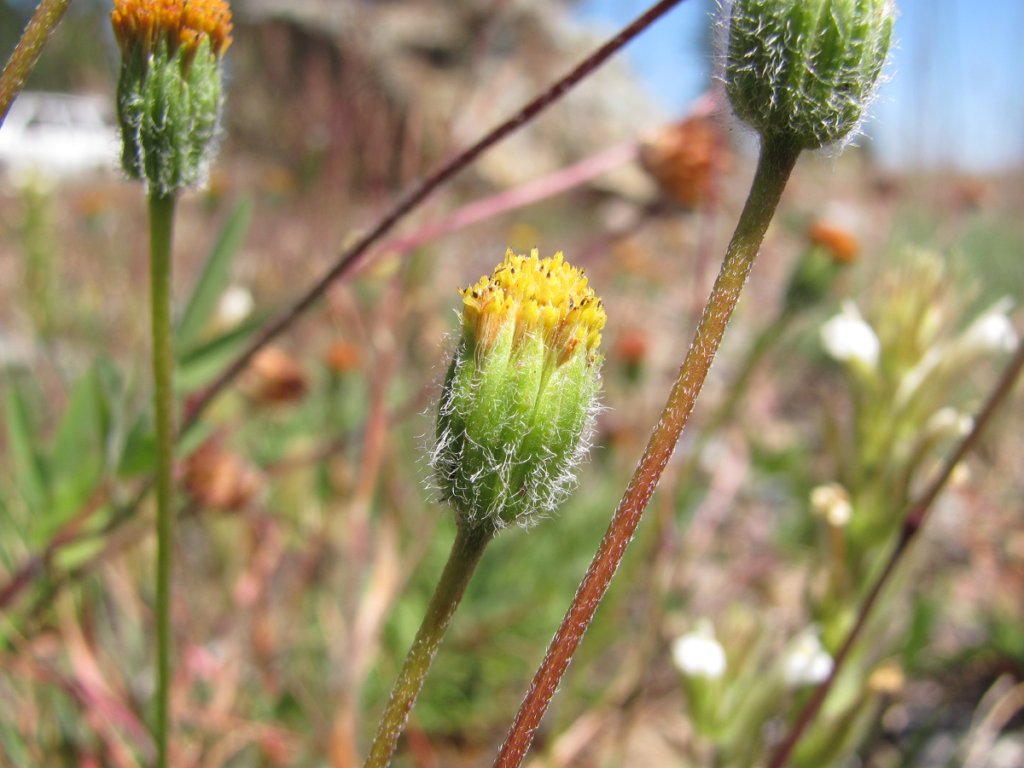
493,134,802,768
181,0,687,433
766,337,1024,768
0,0,73,124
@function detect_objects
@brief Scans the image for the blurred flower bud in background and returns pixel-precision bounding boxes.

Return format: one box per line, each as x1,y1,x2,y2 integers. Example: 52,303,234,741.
242,347,308,405
672,620,728,680
811,483,853,527
783,629,834,688
821,301,881,371
639,115,727,208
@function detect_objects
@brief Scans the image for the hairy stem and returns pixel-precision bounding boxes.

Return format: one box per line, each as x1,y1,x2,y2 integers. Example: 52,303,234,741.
363,524,494,768
149,191,177,768
0,0,73,125
493,133,803,768
766,337,1024,768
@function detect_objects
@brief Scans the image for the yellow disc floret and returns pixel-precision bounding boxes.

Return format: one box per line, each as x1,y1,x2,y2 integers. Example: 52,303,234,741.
461,249,606,365
112,0,232,61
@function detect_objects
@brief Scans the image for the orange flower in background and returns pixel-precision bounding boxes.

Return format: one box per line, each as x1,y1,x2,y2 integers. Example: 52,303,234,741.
111,0,232,60
807,221,859,264
639,116,727,209
325,342,362,374
806,202,862,264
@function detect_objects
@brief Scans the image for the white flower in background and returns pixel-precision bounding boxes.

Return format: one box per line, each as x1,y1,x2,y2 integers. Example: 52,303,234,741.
958,298,1018,355
821,301,880,370
215,285,255,329
810,483,852,527
925,407,974,442
672,620,727,680
783,629,834,688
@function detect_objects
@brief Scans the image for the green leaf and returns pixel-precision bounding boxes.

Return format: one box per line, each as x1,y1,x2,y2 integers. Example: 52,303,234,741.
93,355,124,467
176,313,265,393
175,196,253,356
48,369,105,532
4,383,49,513
117,412,157,478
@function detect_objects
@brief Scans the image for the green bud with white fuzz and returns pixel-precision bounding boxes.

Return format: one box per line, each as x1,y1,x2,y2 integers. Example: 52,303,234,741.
725,0,895,150
432,249,605,533
111,0,233,195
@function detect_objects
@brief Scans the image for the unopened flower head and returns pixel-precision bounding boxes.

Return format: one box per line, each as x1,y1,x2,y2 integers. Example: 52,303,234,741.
783,629,834,687
111,0,233,194
215,285,254,329
925,407,973,442
432,249,605,531
821,301,880,370
958,299,1019,355
810,483,852,527
672,621,727,680
724,0,895,151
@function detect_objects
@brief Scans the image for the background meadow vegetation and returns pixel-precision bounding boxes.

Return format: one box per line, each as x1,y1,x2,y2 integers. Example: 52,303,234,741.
0,1,1022,766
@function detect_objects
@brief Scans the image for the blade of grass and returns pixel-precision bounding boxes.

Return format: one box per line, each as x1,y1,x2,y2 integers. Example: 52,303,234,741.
175,197,254,355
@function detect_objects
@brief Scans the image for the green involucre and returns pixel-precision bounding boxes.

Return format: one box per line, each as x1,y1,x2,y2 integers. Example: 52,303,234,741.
725,0,894,150
433,322,601,532
116,38,223,195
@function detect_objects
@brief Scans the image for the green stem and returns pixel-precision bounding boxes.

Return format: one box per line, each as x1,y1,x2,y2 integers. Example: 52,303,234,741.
492,133,802,768
364,523,494,768
149,191,177,768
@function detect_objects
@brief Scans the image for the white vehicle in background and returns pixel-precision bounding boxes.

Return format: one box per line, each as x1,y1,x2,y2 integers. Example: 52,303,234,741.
0,91,118,178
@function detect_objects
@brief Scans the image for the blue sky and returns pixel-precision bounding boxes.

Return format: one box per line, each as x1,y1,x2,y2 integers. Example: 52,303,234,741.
576,0,1024,172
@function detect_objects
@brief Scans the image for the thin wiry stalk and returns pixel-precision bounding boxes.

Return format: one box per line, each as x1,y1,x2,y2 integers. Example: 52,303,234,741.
0,0,73,125
766,337,1024,768
492,132,803,768
181,0,689,433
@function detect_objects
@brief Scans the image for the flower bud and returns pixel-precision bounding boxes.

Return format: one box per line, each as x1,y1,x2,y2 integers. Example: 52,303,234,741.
432,249,605,531
672,620,727,680
783,628,834,687
957,299,1019,355
810,483,852,527
724,0,895,150
821,300,880,371
111,0,233,195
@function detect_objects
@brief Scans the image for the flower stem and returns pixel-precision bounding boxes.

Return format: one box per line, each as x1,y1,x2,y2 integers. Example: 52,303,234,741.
149,191,177,768
0,0,73,125
364,523,494,768
492,132,802,768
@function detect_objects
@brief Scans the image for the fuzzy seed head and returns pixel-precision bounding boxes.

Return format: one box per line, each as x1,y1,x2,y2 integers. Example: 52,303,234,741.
724,0,895,150
433,250,605,532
